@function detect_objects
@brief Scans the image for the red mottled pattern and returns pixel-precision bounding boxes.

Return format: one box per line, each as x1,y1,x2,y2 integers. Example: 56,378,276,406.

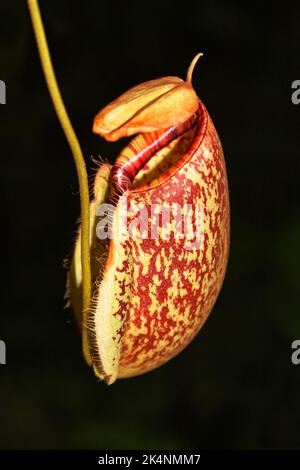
114,102,229,377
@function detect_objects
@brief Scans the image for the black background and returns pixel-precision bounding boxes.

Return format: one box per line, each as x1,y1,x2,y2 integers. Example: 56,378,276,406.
0,0,300,449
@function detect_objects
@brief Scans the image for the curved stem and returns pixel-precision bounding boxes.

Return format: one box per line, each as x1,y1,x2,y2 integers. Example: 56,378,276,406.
27,0,92,360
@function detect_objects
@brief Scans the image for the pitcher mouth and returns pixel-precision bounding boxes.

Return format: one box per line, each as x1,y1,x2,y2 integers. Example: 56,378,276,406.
127,100,208,194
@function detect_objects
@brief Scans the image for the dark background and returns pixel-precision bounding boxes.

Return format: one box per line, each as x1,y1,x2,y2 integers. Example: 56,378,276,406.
0,0,299,449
